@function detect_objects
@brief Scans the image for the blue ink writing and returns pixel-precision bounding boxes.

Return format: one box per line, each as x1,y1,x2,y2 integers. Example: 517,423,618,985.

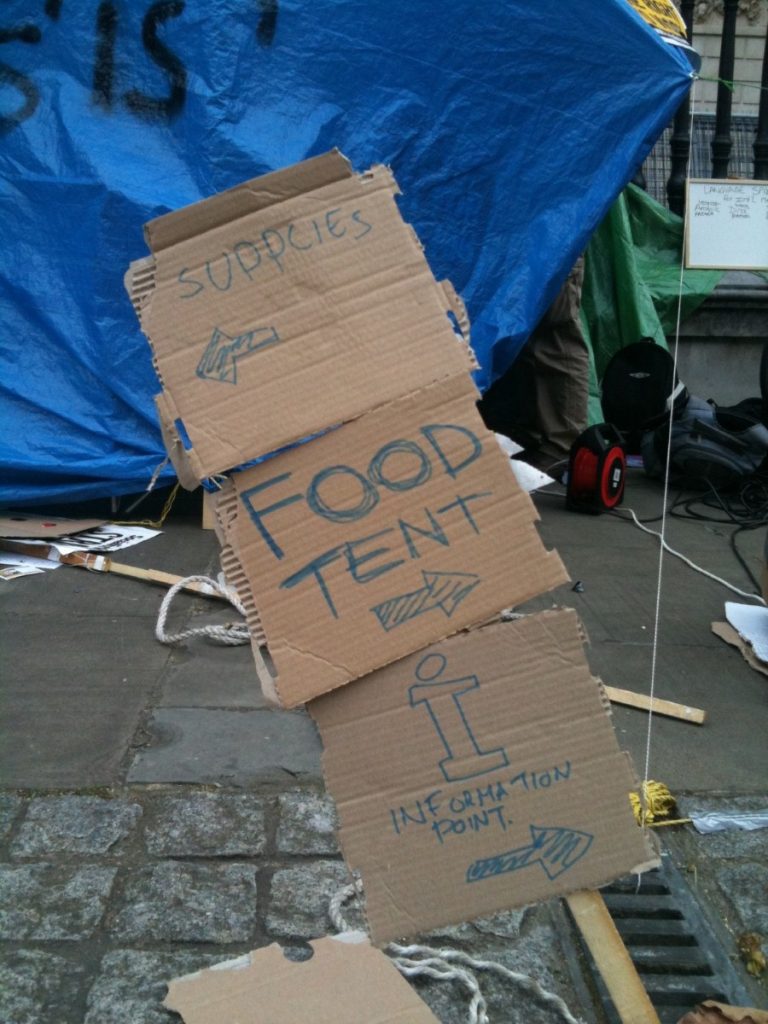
372,570,480,631
409,653,509,782
241,425,483,548
177,206,373,299
196,325,280,384
465,824,593,883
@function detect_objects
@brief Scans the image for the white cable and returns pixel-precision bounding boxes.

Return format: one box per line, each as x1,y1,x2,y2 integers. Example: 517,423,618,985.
155,574,251,646
619,507,766,604
329,882,585,1024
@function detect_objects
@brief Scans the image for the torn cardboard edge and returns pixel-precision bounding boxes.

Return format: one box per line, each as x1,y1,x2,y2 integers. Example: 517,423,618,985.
163,933,441,1024
310,609,659,946
213,372,569,708
712,620,768,679
126,149,475,488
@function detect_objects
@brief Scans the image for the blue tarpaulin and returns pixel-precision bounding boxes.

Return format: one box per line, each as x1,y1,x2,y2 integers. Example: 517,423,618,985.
0,0,694,504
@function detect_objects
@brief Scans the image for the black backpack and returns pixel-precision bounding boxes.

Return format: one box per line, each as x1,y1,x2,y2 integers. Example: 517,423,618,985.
601,339,687,451
602,339,768,489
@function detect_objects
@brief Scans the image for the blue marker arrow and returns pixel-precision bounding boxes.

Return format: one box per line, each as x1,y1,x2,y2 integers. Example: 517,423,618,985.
465,825,593,883
371,570,481,632
196,325,280,383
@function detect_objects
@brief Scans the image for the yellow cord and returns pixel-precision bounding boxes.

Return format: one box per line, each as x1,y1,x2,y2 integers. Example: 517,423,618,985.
629,780,691,828
114,483,181,529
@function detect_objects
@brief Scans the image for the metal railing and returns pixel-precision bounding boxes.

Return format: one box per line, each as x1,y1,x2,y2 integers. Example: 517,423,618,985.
642,0,768,213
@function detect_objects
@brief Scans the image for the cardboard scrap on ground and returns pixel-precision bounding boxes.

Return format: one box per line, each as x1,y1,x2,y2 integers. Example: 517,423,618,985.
712,607,768,680
677,1001,768,1024
126,149,473,487
0,513,105,539
311,608,658,946
213,373,567,707
164,933,440,1024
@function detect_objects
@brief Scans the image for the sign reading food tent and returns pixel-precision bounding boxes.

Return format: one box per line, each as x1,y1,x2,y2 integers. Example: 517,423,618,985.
686,179,768,270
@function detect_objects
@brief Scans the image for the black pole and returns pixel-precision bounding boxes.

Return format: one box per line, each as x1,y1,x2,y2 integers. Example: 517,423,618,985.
711,0,738,178
667,0,695,214
754,16,768,179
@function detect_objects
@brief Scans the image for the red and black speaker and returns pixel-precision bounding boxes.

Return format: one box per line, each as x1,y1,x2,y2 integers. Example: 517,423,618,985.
566,424,626,514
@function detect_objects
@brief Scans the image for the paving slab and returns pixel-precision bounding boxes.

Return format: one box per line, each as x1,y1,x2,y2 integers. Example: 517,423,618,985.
0,863,117,940
127,708,323,785
0,616,172,788
0,948,84,1024
84,949,225,1024
158,640,269,709
143,792,268,857
111,861,259,943
10,796,142,858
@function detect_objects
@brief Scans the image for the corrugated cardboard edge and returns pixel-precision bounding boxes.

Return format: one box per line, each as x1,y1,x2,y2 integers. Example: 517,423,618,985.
145,150,354,252
124,256,204,489
212,482,277,702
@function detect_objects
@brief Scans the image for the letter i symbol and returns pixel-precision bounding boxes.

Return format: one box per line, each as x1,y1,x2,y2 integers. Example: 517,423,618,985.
408,653,509,782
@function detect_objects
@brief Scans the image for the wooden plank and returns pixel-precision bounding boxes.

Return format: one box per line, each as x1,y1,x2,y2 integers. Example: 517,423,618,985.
604,685,706,725
60,552,228,600
566,890,660,1024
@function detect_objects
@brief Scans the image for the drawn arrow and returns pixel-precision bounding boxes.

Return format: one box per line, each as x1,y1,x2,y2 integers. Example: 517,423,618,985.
196,325,280,384
465,825,593,883
371,570,480,632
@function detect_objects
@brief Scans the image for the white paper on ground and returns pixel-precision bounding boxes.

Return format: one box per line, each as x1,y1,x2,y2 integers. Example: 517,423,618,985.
494,434,556,492
724,601,768,664
0,564,48,581
691,810,768,834
0,552,62,571
11,524,160,556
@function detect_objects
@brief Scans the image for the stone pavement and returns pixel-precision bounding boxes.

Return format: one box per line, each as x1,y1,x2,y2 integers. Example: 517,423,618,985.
1,472,767,1022
0,787,588,1023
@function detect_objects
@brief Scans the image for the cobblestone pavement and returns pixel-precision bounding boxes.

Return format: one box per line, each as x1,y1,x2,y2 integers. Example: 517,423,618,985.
0,785,597,1024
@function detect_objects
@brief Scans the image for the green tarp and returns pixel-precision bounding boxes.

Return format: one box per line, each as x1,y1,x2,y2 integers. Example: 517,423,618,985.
582,183,723,423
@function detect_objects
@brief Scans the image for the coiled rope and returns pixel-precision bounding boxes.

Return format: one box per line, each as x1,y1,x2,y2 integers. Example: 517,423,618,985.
329,881,585,1024
155,574,251,647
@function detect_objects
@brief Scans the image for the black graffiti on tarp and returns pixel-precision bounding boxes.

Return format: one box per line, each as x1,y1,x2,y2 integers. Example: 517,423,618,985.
1,0,279,132
93,2,118,108
124,1,187,120
0,22,41,133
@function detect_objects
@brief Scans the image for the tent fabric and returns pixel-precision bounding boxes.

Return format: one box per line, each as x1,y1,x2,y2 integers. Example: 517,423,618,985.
581,184,724,424
0,0,694,504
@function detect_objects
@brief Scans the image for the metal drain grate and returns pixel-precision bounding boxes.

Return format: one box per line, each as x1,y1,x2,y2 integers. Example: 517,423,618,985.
572,855,754,1024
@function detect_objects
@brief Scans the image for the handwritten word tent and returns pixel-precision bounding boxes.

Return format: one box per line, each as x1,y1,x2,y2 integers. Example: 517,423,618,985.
0,0,694,504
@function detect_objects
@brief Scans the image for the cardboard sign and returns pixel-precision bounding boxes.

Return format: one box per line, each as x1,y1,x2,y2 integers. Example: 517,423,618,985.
164,934,440,1024
214,374,567,707
127,150,472,486
311,610,658,946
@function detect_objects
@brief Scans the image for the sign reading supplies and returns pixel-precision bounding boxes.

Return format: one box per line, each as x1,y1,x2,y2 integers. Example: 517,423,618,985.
127,150,472,486
311,610,659,945
214,375,567,707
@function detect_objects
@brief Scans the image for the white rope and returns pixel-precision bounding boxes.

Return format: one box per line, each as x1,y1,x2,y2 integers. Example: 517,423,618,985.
155,574,251,646
642,80,698,813
329,882,585,1024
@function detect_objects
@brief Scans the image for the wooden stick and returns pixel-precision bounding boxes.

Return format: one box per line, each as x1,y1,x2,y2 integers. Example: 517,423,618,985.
604,685,706,725
566,890,660,1024
60,552,228,600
